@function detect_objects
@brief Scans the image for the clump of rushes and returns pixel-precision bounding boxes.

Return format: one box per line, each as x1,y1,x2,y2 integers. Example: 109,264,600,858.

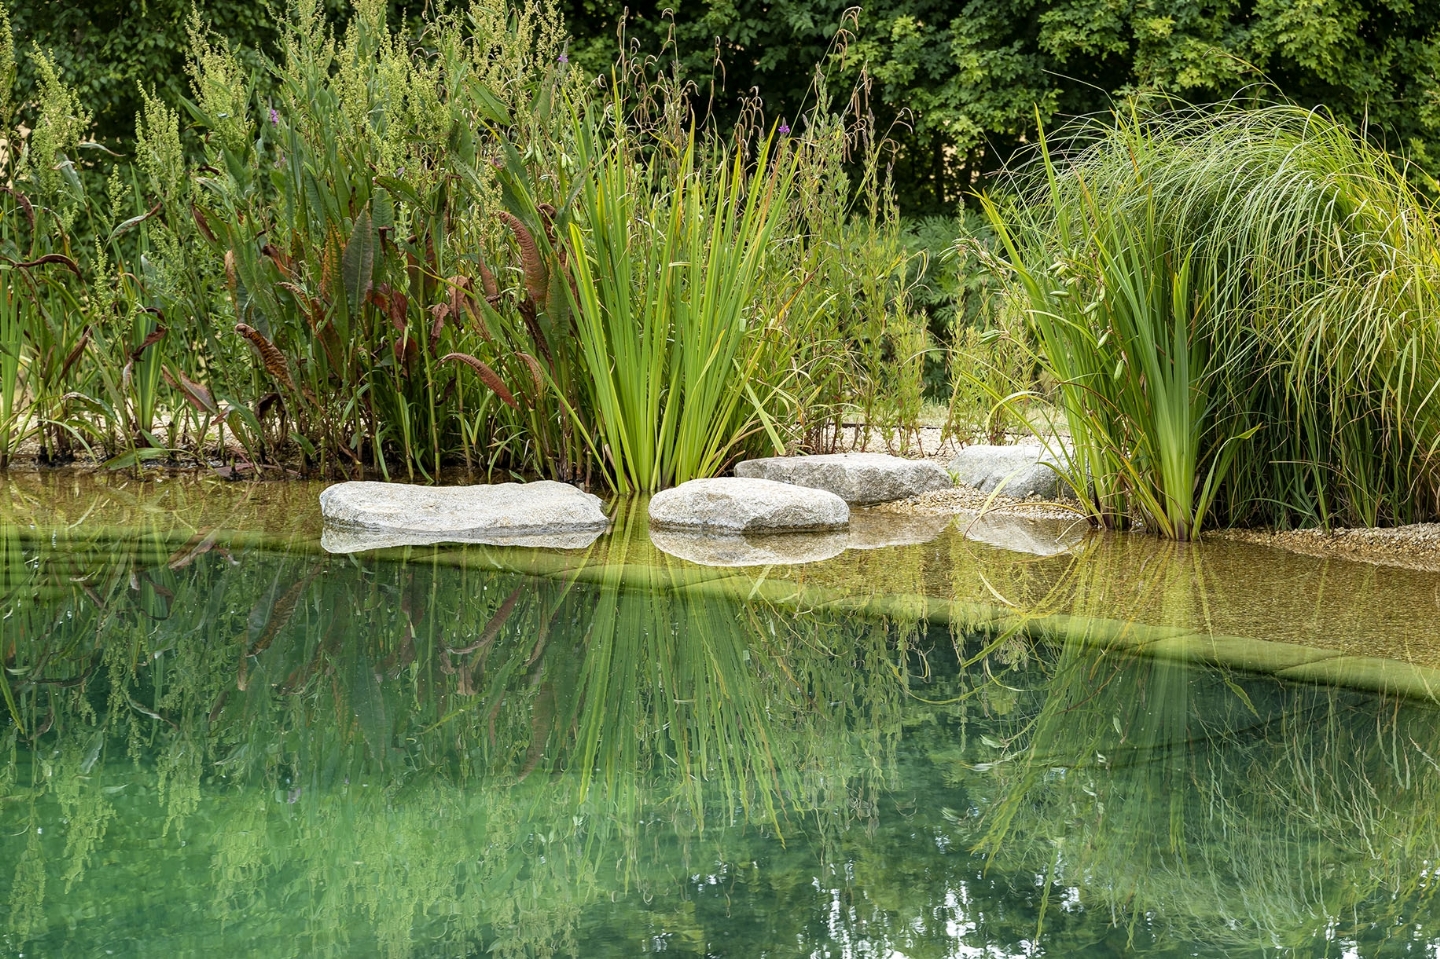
558,99,796,493
985,105,1440,537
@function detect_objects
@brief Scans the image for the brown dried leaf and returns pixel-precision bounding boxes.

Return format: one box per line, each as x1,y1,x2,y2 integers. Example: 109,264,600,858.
478,260,499,299
429,303,449,344
498,211,548,308
4,187,35,232
15,253,81,276
162,367,219,416
515,351,545,397
59,326,91,381
129,326,167,362
235,323,295,391
261,243,292,279
191,203,216,242
223,249,238,299
441,352,519,410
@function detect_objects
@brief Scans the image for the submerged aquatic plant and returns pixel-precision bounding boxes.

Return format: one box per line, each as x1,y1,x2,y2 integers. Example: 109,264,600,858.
986,105,1440,535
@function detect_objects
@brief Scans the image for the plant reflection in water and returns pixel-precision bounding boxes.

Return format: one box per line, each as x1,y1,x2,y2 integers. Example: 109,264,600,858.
5,506,1440,956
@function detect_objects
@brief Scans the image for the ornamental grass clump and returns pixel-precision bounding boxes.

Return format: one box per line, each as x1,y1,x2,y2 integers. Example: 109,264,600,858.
986,105,1440,536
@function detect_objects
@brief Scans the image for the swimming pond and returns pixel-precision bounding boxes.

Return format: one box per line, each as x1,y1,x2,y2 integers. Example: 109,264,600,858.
4,474,1440,957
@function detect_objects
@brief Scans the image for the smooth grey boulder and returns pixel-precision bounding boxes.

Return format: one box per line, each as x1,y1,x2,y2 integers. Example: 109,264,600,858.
949,445,1067,499
649,528,849,567
734,452,951,505
847,510,953,550
958,513,1086,557
648,478,849,532
318,480,608,553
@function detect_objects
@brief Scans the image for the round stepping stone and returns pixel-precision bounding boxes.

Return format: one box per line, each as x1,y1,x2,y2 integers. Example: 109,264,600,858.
948,445,1066,499
647,478,849,533
734,452,951,505
319,480,608,553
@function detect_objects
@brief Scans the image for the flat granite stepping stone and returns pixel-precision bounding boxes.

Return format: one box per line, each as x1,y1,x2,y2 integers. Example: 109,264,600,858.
648,478,849,533
949,445,1066,499
319,480,608,554
734,452,951,505
648,528,849,567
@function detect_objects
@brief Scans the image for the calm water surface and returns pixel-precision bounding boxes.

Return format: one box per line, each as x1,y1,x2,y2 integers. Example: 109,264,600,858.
4,475,1440,957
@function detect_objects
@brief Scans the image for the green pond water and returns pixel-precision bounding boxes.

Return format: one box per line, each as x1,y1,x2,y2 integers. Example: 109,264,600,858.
6,474,1440,957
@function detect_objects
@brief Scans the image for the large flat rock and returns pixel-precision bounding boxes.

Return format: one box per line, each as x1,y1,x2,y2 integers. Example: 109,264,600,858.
949,445,1066,499
319,480,608,553
734,452,951,505
648,478,849,533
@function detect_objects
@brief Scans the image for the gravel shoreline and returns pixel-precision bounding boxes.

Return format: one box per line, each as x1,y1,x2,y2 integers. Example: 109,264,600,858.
1215,524,1440,573
868,485,1083,521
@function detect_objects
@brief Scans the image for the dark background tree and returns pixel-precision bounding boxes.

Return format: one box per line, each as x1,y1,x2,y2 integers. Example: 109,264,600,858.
559,0,1440,212
15,0,1440,213
11,0,277,145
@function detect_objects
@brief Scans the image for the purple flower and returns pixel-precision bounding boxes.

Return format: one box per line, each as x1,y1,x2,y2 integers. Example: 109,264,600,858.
557,53,568,63
779,123,791,135
269,107,280,125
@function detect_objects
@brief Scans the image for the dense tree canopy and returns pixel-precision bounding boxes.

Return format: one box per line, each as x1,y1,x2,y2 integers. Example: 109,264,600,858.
11,0,276,144
561,0,1440,211
13,0,1440,212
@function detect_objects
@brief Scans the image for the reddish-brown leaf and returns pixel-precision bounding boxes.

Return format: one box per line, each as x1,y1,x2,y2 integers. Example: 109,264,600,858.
59,327,92,381
442,353,519,410
15,253,81,276
515,351,545,397
4,187,34,232
478,260,499,299
261,243,292,278
191,203,216,242
235,323,296,391
162,367,219,416
498,211,548,308
429,303,450,344
129,326,167,362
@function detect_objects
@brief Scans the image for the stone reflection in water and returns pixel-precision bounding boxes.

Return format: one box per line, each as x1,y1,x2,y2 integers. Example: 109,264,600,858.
6,519,1440,956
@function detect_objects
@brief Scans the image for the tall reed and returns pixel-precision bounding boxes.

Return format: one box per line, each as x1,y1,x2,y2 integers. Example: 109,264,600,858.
986,105,1440,534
